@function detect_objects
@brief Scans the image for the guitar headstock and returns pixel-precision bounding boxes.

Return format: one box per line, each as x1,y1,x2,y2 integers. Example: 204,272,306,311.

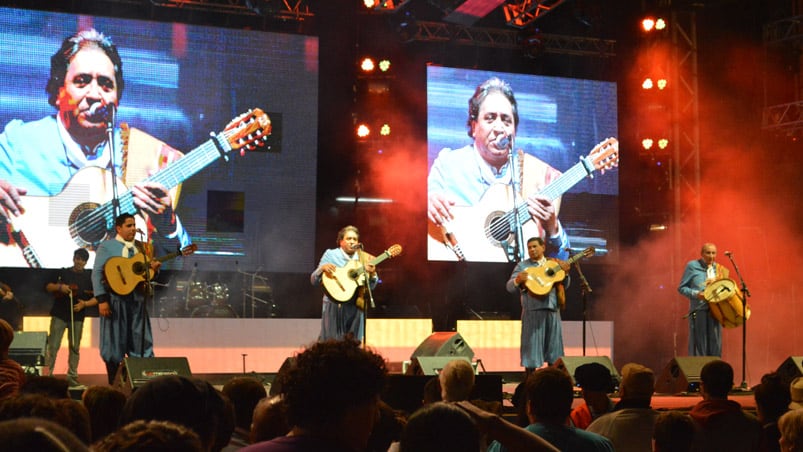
387,244,403,258
181,244,198,257
224,108,272,154
588,137,619,173
580,246,596,258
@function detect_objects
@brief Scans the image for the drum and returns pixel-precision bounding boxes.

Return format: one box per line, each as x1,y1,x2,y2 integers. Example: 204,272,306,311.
703,278,751,328
208,283,230,307
186,282,208,310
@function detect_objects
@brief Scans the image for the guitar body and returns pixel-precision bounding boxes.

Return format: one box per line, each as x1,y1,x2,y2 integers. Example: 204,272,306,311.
322,260,364,303
427,184,541,262
105,254,152,295
523,263,567,296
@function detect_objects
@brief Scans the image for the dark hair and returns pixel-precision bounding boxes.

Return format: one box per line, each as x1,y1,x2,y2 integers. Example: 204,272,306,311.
115,213,135,228
91,419,204,452
700,359,734,398
81,385,127,442
46,28,124,107
574,362,613,392
400,402,479,452
467,77,519,138
272,338,387,431
653,411,695,452
73,248,90,261
753,372,791,423
526,237,545,246
336,225,359,246
221,376,267,430
525,367,574,423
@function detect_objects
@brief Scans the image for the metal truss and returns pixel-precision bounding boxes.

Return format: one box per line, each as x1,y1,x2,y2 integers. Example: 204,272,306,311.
502,0,566,29
147,0,313,21
763,101,803,132
409,20,615,57
762,16,803,133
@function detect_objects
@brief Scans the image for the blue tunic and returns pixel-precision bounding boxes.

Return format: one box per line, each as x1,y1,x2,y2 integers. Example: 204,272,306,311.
678,259,727,356
310,247,378,342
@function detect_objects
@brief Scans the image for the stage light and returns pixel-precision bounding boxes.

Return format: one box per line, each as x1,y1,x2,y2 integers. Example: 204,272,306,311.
656,78,668,90
360,57,376,73
641,16,668,33
380,123,391,136
641,18,656,32
642,78,654,90
378,59,391,72
657,138,669,149
356,123,371,138
642,138,654,150
655,18,667,30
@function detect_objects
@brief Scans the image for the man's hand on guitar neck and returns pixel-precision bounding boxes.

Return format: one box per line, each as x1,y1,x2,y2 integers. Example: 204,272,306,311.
0,179,26,220
131,181,175,233
525,194,559,237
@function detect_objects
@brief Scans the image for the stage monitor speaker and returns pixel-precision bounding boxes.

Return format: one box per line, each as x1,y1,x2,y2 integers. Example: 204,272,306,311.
776,356,803,384
114,357,192,394
9,331,47,371
655,356,719,394
552,356,620,390
405,356,472,376
410,332,474,360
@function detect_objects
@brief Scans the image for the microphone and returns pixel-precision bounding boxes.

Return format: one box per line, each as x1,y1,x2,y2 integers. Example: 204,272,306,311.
136,228,146,236
496,134,511,149
88,102,114,119
724,251,732,257
352,243,363,250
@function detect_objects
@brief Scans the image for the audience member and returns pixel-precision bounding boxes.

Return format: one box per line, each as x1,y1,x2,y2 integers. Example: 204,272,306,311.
778,409,803,452
20,374,70,399
754,372,791,452
455,399,560,452
222,376,268,450
366,400,406,452
91,419,205,452
791,377,803,410
398,402,480,452
0,417,88,451
119,375,232,452
488,367,614,451
0,318,25,400
0,393,62,424
249,395,289,444
587,363,659,452
569,362,615,429
241,338,387,452
652,411,695,452
82,385,127,443
439,358,475,402
688,359,762,452
54,398,92,444
421,376,442,406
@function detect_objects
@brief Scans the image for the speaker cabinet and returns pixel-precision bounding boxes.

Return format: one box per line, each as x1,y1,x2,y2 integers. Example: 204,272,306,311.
114,357,192,393
776,356,803,385
411,332,474,360
9,331,47,370
405,356,472,376
552,356,620,389
655,356,719,394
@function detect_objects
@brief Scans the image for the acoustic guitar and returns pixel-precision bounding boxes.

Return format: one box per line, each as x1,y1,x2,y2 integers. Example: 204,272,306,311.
322,244,402,303
428,137,618,262
0,109,271,268
523,247,595,296
105,244,197,295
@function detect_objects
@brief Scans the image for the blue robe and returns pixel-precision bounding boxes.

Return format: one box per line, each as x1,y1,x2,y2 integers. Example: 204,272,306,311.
678,259,727,356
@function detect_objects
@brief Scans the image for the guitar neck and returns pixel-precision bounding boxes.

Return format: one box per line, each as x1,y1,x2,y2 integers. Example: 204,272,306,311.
370,250,393,267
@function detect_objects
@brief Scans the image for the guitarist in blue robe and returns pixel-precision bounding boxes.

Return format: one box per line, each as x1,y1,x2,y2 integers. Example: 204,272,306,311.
506,236,570,373
92,213,161,384
310,225,377,342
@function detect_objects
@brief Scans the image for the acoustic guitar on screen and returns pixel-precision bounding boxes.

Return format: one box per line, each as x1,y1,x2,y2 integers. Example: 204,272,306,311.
523,246,595,296
105,244,197,295
322,244,403,303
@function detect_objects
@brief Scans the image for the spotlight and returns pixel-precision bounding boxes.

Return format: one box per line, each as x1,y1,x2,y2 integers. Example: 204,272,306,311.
642,78,654,90
642,138,654,150
356,123,371,138
380,123,391,136
360,57,376,73
378,59,391,72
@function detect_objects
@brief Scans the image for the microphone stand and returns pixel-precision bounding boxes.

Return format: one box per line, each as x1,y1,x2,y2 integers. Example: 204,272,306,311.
137,229,152,358
725,252,751,390
507,137,525,262
104,105,121,220
570,251,593,356
356,245,375,348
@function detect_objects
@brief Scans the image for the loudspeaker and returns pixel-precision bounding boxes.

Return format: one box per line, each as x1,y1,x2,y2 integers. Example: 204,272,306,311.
114,357,192,393
655,356,719,394
776,356,803,385
8,331,47,369
411,332,474,360
552,356,620,389
405,356,472,376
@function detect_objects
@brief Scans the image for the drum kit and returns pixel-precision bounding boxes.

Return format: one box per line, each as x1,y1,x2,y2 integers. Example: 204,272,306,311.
158,279,238,318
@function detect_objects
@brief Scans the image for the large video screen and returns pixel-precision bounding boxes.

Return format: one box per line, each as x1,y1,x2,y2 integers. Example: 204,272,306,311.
0,7,318,273
426,66,619,263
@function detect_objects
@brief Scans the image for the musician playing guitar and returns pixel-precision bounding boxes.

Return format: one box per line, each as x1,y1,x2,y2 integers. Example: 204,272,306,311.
506,236,570,374
310,225,377,342
92,213,162,384
44,248,98,388
678,242,729,357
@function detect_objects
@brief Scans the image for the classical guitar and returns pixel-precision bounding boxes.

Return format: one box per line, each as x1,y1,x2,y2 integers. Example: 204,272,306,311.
0,109,271,268
428,137,618,262
105,244,197,295
523,246,595,296
322,244,402,303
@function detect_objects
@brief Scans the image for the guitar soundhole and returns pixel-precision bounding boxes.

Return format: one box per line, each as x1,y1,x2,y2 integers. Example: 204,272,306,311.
487,215,511,243
69,203,107,247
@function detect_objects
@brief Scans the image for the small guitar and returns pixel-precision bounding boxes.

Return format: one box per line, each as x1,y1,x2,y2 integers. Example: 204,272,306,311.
523,246,595,296
322,244,402,303
428,137,618,262
105,244,197,295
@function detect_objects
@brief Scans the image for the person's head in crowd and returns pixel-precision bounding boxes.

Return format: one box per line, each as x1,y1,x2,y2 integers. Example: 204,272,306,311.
778,409,803,452
91,419,204,452
222,376,267,433
271,338,388,451
119,375,230,451
0,318,24,400
700,359,734,399
0,417,88,452
0,393,61,425
438,358,475,402
21,375,70,399
526,367,574,425
753,372,791,424
619,363,655,405
250,395,289,444
399,402,479,452
790,377,803,411
366,400,407,452
573,362,614,415
0,318,13,359
82,385,127,442
422,376,442,406
54,398,91,444
652,411,695,452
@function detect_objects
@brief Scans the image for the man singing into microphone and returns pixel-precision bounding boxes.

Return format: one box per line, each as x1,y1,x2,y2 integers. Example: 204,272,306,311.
0,28,189,267
427,77,569,262
310,225,377,342
678,242,730,356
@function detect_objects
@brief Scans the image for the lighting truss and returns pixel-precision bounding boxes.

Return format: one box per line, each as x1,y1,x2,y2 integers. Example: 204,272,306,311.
147,0,313,21
502,0,566,29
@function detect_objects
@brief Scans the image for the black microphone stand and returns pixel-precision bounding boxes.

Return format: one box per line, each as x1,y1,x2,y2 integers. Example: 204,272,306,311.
506,136,525,262
104,104,121,220
356,245,375,349
570,251,593,356
137,229,153,358
725,252,751,390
